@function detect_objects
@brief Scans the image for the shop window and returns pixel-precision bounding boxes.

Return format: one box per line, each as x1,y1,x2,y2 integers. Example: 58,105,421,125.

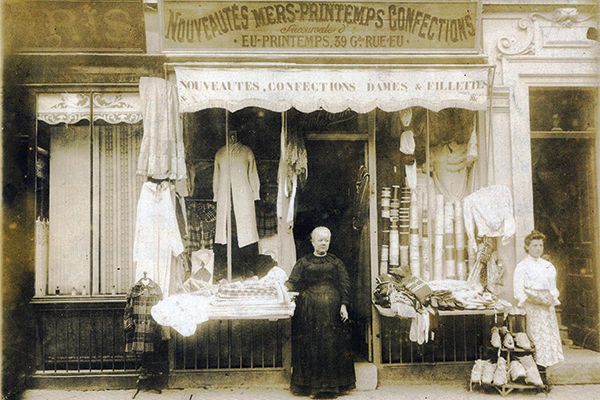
374,107,482,281
183,107,282,281
35,92,143,296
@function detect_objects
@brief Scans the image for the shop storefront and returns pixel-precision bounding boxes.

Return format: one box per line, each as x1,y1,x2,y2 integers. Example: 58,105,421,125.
2,0,598,395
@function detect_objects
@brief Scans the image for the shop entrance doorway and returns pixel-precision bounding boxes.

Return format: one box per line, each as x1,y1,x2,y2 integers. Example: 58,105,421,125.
530,87,599,351
294,138,370,360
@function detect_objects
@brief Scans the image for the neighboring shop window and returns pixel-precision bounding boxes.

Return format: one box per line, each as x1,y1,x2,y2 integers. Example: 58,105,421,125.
35,92,142,296
529,87,598,332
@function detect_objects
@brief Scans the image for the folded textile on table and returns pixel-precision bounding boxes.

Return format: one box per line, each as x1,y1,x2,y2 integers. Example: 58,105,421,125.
426,279,511,311
213,282,286,305
151,294,211,337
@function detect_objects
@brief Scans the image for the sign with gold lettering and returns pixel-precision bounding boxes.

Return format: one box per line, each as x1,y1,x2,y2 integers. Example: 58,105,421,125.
174,67,490,112
5,0,146,53
161,1,480,52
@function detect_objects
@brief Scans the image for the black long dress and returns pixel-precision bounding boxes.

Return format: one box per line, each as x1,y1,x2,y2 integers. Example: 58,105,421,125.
286,253,356,396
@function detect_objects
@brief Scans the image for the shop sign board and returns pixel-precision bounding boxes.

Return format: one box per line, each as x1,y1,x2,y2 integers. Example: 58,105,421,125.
5,0,146,53
174,67,490,113
161,0,480,52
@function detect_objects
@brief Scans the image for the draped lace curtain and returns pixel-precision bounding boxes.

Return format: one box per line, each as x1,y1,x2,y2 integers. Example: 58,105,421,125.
97,123,144,294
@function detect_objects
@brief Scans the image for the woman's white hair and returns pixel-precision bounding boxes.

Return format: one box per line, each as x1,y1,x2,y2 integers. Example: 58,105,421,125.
310,226,331,241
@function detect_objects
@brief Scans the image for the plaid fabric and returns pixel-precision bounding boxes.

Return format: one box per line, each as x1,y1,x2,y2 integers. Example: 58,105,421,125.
186,199,216,250
256,200,277,238
124,280,163,353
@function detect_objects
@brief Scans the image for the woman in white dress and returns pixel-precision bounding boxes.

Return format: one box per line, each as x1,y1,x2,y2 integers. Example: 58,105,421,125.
513,230,564,370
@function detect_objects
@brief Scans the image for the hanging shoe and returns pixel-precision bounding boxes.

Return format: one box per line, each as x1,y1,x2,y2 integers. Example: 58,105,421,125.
491,327,501,348
515,332,532,350
503,332,515,350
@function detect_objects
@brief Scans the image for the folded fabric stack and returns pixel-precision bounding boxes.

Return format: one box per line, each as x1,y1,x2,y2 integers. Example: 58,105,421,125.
426,279,511,311
373,274,403,308
212,279,286,306
373,274,423,314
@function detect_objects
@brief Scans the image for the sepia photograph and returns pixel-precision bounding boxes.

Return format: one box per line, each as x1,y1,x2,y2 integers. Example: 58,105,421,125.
1,0,599,399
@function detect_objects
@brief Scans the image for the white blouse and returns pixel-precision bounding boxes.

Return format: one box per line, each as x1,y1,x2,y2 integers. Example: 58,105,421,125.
513,255,560,307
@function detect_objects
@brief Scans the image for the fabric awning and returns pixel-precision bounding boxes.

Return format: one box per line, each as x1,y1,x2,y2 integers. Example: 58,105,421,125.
175,66,491,113
37,93,142,125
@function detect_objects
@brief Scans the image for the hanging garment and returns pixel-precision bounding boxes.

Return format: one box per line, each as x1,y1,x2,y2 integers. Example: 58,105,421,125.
256,200,278,238
124,279,163,353
430,138,477,202
462,185,516,251
137,77,186,181
351,165,370,231
513,255,564,367
276,114,298,275
400,130,417,190
213,142,260,247
185,199,217,251
133,181,184,297
258,234,279,264
416,170,437,223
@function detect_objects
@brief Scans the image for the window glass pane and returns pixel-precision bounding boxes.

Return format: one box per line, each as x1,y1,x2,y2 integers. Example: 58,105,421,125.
375,108,477,281
183,109,226,282
183,108,282,282
529,88,597,132
225,108,281,280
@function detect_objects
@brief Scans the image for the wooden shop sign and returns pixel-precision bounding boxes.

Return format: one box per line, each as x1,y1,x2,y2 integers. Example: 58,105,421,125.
5,0,146,53
160,0,480,52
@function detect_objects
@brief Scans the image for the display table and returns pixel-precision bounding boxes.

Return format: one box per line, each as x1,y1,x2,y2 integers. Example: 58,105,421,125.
374,303,508,318
207,302,295,320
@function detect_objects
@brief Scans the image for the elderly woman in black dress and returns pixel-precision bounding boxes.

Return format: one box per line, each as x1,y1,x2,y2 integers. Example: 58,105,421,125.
286,226,356,398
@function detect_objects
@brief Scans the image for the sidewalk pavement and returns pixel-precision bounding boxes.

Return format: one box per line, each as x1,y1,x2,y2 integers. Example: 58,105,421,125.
22,384,600,400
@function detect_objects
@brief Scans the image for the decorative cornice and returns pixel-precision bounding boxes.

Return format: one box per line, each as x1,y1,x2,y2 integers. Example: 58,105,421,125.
496,7,596,59
531,7,594,27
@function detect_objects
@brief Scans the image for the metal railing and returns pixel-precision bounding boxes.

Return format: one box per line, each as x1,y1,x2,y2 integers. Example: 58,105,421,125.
380,314,488,364
174,319,288,370
34,302,139,373
33,300,290,373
